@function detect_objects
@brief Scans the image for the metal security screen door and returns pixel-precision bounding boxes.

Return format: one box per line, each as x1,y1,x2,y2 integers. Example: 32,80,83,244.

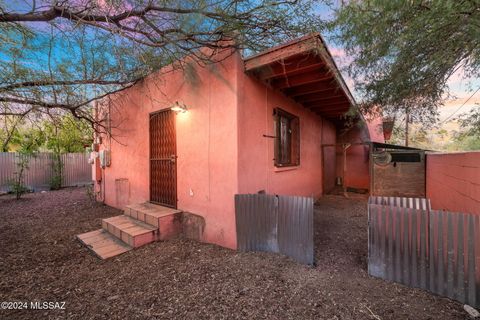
149,110,177,208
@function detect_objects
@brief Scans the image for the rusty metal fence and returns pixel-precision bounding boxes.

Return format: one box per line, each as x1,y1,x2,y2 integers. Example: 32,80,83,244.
235,193,313,265
0,152,92,193
368,196,480,307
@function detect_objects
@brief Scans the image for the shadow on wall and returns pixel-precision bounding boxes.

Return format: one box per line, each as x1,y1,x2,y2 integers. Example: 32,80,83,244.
182,212,206,242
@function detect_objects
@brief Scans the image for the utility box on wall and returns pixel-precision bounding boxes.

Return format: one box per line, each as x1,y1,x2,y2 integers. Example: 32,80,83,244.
99,150,111,168
370,143,426,197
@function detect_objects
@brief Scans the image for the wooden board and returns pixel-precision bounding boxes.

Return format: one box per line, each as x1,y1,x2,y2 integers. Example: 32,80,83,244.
76,229,132,259
372,161,426,197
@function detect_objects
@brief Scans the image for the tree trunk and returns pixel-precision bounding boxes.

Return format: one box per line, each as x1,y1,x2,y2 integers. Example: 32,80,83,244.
405,111,409,147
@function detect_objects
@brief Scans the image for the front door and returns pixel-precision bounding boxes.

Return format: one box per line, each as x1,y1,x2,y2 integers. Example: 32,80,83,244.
149,109,177,208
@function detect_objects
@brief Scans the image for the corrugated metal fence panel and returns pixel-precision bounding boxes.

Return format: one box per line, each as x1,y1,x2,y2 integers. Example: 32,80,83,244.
369,196,431,210
27,153,54,190
61,153,92,187
0,152,91,192
429,210,480,307
278,195,314,265
235,194,279,253
235,193,314,265
368,204,430,290
0,153,17,193
368,196,480,307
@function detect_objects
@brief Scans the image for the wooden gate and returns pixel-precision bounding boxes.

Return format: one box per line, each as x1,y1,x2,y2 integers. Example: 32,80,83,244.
149,110,177,208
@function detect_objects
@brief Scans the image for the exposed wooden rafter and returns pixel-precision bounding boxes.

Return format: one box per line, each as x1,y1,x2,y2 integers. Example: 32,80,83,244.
273,74,333,90
296,94,345,104
262,63,325,81
306,101,351,109
243,33,357,119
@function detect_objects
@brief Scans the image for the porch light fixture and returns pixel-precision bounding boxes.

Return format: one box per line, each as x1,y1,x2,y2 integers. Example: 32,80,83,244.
170,101,188,113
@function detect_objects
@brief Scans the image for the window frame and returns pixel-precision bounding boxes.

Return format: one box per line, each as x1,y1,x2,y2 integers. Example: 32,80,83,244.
273,107,300,167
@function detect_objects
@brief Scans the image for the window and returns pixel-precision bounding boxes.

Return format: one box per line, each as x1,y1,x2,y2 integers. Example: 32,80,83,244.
390,152,422,162
274,108,300,167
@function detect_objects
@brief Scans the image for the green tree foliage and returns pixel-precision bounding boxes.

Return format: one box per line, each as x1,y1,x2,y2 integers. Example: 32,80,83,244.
331,0,480,124
454,105,480,151
7,127,43,199
0,114,27,151
1,114,92,191
388,121,431,149
42,114,93,189
8,125,45,152
1,114,92,152
452,133,480,151
43,115,92,153
459,106,480,136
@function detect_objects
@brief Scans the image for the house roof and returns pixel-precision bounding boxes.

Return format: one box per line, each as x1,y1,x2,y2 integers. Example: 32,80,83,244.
243,33,356,122
372,142,425,151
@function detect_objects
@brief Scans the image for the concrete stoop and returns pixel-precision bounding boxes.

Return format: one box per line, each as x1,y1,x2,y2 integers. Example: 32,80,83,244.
77,203,182,259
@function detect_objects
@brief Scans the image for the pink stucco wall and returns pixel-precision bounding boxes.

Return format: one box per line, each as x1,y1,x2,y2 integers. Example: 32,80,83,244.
366,116,385,143
336,122,370,190
333,117,384,191
95,50,339,250
236,58,334,198
426,152,480,215
97,50,240,249
321,120,337,193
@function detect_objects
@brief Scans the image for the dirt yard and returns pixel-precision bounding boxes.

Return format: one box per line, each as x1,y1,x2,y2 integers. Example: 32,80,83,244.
0,188,464,319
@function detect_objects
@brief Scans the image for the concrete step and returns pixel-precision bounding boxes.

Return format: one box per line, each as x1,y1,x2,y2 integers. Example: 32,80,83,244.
76,229,132,259
102,215,159,248
124,203,182,240
77,202,184,260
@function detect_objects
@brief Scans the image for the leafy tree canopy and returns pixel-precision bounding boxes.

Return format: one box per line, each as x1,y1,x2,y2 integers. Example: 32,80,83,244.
2,114,92,152
330,0,480,124
458,105,480,136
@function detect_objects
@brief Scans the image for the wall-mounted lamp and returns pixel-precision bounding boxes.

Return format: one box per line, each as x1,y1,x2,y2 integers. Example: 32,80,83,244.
170,101,188,114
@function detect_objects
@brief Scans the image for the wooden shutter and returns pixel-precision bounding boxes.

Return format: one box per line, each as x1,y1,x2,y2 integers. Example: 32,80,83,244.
279,115,291,164
273,108,300,167
290,117,300,166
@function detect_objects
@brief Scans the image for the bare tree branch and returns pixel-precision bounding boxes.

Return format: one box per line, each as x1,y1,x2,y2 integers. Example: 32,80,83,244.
0,79,136,91
0,0,317,133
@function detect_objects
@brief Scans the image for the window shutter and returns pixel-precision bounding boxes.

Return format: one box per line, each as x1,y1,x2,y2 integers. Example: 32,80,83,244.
291,117,300,165
273,107,300,167
280,116,291,164
274,113,280,165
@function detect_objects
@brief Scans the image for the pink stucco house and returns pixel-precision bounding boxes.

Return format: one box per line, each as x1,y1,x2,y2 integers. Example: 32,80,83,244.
78,33,381,259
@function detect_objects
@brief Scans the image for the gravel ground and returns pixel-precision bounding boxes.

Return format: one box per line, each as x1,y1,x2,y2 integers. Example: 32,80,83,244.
0,188,465,319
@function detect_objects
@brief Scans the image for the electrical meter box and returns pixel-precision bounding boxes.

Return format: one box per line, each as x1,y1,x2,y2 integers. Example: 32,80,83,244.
99,150,111,168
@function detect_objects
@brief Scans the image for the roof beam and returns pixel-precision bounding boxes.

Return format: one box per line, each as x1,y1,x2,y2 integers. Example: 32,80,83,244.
307,106,350,113
273,74,333,90
293,91,345,102
296,94,345,104
306,103,351,112
284,85,338,97
321,110,353,116
307,101,351,109
244,36,318,71
300,98,348,108
262,62,325,81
